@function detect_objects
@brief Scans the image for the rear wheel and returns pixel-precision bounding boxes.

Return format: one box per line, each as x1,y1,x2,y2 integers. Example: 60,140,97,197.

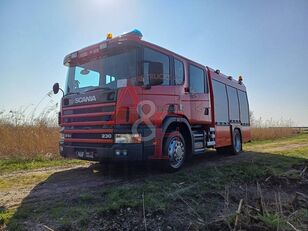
163,132,186,172
217,129,242,155
232,129,242,154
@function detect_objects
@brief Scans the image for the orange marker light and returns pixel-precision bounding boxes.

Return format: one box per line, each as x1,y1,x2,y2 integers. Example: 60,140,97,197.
238,76,243,84
106,32,113,39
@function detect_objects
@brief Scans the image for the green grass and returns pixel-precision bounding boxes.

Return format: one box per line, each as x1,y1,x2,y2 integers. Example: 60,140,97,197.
0,208,15,227
245,133,308,159
0,157,85,175
0,172,51,190
248,133,306,146
257,213,288,230
245,133,308,148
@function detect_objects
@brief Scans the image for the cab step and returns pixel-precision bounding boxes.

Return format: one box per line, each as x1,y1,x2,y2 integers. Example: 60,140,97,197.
192,130,206,154
192,127,216,154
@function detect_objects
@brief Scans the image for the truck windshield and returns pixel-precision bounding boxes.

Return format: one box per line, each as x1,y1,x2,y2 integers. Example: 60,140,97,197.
65,48,137,94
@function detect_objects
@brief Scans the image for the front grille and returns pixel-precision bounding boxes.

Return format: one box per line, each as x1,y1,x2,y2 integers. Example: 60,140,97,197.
63,105,115,115
65,125,113,130
63,115,113,123
62,103,115,144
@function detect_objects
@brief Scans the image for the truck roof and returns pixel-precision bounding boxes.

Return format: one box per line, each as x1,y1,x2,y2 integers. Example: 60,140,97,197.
207,67,247,91
141,39,247,91
64,30,247,91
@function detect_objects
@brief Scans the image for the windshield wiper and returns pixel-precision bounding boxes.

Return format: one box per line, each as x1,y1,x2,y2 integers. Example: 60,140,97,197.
65,87,112,96
65,92,80,96
85,87,112,92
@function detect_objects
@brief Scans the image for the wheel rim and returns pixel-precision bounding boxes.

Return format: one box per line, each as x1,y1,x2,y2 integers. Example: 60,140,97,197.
234,133,241,153
168,137,185,169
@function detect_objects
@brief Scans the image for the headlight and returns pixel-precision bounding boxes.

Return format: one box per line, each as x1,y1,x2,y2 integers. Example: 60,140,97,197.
115,134,141,143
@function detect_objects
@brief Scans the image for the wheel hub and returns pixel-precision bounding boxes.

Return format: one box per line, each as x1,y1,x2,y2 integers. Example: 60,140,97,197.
234,134,241,152
168,138,185,168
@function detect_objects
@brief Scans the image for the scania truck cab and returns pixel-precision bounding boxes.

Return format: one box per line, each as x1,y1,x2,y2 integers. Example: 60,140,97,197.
53,29,251,171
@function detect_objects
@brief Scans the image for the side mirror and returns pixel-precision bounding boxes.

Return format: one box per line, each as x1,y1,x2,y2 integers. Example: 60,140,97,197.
144,61,164,87
149,74,163,86
53,83,60,94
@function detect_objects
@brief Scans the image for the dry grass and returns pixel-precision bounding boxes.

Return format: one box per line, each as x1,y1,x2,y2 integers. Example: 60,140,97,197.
0,107,302,159
250,113,298,141
0,122,59,159
251,127,298,141
0,106,59,159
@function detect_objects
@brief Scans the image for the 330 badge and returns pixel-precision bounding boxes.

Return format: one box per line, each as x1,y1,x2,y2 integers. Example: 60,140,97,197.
101,133,113,139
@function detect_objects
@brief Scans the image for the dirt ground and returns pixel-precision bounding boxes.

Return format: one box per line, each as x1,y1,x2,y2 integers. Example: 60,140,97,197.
0,150,263,212
0,143,307,230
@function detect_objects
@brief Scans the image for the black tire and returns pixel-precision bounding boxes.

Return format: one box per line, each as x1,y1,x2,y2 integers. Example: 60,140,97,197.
99,161,111,169
216,147,228,155
163,132,186,172
216,129,242,155
229,129,242,155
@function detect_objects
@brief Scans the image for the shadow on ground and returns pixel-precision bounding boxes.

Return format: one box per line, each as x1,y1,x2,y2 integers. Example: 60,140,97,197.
5,150,308,230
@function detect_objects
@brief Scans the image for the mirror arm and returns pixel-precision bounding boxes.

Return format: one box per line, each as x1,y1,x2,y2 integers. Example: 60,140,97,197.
59,88,65,97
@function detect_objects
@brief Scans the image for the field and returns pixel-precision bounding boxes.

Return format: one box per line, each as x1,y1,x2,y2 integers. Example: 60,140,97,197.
0,109,301,158
0,133,307,230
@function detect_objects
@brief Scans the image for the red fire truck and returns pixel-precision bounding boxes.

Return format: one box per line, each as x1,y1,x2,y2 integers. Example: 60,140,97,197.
53,29,251,171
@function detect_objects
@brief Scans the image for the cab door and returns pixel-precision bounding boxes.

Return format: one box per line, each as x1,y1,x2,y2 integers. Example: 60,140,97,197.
138,46,176,160
141,47,176,126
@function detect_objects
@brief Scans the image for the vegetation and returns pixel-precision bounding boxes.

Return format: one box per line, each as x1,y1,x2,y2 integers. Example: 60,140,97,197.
249,112,299,140
0,157,84,175
0,108,86,175
0,109,307,230
0,106,59,159
0,134,307,230
0,109,302,161
251,127,297,140
249,112,301,140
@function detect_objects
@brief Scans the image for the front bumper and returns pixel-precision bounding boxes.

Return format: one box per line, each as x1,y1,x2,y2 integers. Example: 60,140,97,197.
59,142,151,162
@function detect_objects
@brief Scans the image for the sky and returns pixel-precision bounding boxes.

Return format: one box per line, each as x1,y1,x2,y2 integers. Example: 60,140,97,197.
0,0,307,126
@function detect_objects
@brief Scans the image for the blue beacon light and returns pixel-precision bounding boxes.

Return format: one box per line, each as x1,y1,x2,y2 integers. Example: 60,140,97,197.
125,29,143,39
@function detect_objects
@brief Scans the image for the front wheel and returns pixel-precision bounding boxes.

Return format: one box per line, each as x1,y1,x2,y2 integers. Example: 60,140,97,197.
163,132,186,172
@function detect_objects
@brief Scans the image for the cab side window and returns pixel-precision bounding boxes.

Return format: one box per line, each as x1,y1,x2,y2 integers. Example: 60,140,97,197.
174,59,184,85
144,48,170,86
189,65,207,93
